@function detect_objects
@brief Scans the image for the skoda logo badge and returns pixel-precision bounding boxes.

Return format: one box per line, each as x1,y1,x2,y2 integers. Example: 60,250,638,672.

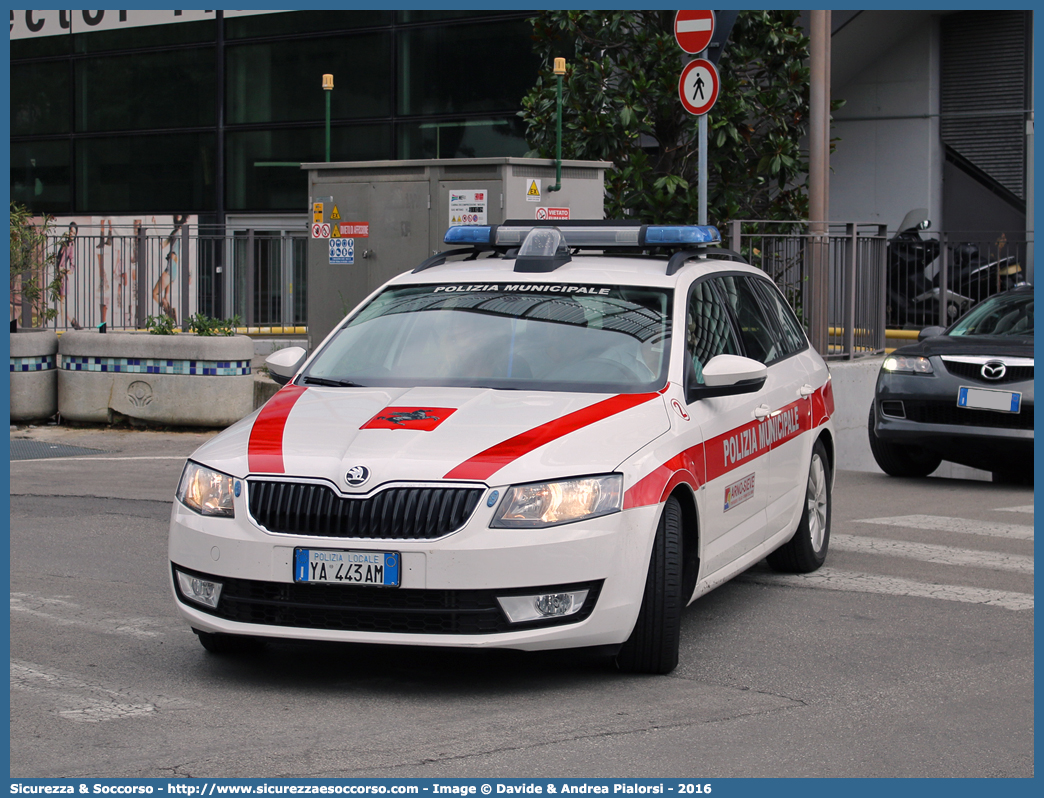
345,465,370,487
981,361,1007,381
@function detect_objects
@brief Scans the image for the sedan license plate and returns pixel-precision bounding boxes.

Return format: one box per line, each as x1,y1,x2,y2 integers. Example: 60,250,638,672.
294,548,400,587
957,386,1021,414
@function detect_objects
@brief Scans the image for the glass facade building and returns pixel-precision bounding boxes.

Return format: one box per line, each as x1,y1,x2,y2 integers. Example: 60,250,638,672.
10,9,539,223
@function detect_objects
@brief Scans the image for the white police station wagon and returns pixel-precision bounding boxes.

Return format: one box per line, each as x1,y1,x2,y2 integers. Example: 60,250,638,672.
170,221,835,674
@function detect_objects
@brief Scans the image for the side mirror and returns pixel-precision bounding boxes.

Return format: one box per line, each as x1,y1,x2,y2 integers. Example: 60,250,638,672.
917,326,945,342
686,354,768,402
265,346,307,386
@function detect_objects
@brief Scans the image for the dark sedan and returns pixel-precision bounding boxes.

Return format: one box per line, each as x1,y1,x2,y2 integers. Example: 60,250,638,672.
869,285,1033,483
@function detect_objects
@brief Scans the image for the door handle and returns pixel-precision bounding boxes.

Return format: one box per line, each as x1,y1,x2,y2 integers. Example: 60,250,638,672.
799,384,815,397
754,404,772,420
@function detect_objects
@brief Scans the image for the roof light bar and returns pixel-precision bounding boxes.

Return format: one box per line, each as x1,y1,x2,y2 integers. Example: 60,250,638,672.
444,225,494,245
644,225,721,245
443,223,721,249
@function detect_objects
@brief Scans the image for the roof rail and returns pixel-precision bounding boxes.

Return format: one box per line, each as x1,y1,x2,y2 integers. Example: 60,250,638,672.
665,246,749,276
412,247,484,274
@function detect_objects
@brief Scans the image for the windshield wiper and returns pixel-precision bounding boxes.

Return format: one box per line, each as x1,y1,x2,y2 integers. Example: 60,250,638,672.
301,376,364,387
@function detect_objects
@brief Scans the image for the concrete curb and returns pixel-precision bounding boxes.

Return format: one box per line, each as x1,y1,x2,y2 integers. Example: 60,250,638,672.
10,331,59,422
58,330,255,427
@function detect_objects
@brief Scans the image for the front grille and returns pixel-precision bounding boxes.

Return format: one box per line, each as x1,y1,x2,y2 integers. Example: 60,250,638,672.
942,359,1033,384
902,400,1034,430
173,564,602,635
248,481,483,540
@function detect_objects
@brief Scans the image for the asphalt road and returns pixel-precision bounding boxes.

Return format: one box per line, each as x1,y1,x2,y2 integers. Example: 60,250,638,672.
8,425,1034,778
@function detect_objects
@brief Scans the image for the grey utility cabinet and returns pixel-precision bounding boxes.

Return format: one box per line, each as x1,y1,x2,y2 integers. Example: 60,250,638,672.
301,157,611,349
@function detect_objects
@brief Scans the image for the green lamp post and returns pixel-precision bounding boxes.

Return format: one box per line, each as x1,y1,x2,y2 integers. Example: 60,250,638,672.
548,57,566,193
322,73,334,162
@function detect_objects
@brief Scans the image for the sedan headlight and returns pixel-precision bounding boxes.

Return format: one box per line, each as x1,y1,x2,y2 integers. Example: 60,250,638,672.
883,355,934,374
492,474,623,528
176,462,236,518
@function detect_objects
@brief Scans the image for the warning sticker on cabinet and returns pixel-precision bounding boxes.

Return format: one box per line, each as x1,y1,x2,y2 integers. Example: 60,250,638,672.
536,207,570,220
448,190,487,225
340,223,369,237
329,238,354,264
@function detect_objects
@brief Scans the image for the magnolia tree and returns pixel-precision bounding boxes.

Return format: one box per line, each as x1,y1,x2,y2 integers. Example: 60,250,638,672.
520,10,818,226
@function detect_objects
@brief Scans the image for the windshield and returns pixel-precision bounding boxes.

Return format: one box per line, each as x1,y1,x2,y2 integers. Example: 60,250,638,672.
948,291,1033,337
302,282,673,393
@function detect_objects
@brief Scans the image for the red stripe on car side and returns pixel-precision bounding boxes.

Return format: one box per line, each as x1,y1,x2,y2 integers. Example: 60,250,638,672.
623,445,704,509
812,379,834,426
247,384,307,474
443,389,666,481
624,391,821,509
703,397,810,483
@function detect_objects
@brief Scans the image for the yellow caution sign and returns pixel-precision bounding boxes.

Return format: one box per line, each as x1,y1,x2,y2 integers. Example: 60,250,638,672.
330,205,341,220
331,224,341,238
527,179,541,201
313,202,323,223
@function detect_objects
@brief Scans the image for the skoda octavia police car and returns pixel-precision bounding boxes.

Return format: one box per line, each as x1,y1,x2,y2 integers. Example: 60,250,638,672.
169,221,835,674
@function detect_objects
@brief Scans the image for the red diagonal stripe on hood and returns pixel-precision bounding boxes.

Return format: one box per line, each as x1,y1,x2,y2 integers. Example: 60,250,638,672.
444,389,666,481
248,384,307,473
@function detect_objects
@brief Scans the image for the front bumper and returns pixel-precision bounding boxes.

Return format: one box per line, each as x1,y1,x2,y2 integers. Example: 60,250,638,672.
168,486,661,651
874,367,1033,470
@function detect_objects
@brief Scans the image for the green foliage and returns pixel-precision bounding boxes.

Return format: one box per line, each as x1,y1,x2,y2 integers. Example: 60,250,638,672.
520,11,816,225
185,312,240,337
145,314,178,335
146,312,240,336
10,202,70,325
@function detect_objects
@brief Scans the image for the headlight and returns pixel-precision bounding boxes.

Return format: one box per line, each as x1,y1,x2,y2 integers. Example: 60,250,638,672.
177,462,236,518
491,474,623,528
883,355,934,374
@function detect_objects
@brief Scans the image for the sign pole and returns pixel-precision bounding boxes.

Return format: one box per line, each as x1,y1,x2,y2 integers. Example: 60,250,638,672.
698,105,707,226
674,12,719,226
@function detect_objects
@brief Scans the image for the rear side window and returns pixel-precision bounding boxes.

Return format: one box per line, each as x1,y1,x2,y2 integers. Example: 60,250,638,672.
751,278,808,356
710,276,778,364
710,274,805,365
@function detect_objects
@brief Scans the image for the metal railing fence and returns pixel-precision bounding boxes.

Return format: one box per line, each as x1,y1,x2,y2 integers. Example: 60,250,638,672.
884,231,1029,328
13,222,1028,360
728,220,888,360
12,226,307,332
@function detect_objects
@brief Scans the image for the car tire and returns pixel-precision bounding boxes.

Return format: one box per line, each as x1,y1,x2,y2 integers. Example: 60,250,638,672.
193,629,264,656
615,496,684,675
867,404,942,478
767,438,832,573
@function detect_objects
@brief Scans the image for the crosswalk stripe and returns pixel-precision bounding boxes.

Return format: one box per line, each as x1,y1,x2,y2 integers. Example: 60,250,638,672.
854,514,1034,540
831,534,1034,574
10,593,163,639
995,505,1034,514
740,567,1033,611
11,660,158,723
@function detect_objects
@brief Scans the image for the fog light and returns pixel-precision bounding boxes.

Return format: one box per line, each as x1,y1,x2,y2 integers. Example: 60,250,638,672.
497,590,589,623
176,570,223,609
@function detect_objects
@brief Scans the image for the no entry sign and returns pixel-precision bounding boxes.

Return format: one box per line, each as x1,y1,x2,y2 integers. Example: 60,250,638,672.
678,58,719,116
674,10,715,55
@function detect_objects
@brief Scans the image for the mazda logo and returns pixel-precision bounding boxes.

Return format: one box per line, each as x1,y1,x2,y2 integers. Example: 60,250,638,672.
981,361,1007,381
345,465,370,486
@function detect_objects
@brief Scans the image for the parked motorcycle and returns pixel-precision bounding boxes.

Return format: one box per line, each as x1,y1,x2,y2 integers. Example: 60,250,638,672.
886,209,1022,328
